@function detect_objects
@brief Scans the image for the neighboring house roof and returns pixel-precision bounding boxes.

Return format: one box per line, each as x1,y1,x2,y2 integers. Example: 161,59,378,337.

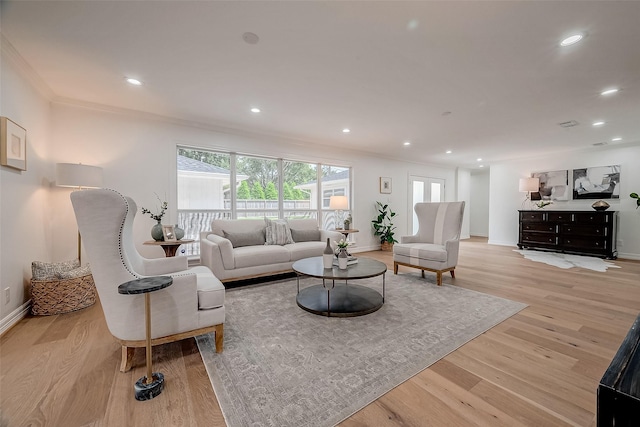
298,170,350,186
177,154,230,174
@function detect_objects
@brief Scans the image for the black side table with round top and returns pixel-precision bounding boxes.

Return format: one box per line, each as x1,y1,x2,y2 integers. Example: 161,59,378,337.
118,276,173,401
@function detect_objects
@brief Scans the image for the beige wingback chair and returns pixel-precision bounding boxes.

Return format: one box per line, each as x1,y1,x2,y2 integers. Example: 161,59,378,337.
71,189,225,372
393,201,465,286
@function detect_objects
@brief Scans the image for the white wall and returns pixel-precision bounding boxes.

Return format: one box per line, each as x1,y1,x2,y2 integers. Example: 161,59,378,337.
470,170,490,237
488,145,640,259
0,47,52,327
456,168,471,239
49,103,460,259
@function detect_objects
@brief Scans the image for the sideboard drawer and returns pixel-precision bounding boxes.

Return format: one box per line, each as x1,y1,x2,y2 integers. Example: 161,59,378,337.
547,212,570,222
520,212,545,222
562,224,606,237
522,223,556,233
573,212,609,224
562,236,607,251
521,232,558,246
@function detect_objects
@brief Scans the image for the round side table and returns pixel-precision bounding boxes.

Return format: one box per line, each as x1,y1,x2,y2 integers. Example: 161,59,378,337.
118,276,173,401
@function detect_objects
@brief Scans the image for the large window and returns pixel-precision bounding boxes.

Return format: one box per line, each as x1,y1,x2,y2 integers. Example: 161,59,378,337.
176,147,351,256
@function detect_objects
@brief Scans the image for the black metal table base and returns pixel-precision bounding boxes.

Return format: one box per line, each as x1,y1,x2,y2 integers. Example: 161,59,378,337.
134,372,165,401
296,283,383,317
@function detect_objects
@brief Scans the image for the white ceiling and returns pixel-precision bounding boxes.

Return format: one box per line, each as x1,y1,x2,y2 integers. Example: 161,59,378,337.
2,1,640,168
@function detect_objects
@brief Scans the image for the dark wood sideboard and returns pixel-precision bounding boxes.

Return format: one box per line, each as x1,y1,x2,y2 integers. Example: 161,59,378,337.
518,210,618,259
598,313,640,426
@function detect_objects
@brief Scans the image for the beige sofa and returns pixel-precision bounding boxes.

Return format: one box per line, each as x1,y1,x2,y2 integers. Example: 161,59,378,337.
200,218,344,282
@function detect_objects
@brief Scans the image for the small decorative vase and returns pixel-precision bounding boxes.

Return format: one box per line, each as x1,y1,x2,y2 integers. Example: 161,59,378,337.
323,238,333,269
592,200,610,211
174,224,185,240
151,221,164,241
338,248,348,270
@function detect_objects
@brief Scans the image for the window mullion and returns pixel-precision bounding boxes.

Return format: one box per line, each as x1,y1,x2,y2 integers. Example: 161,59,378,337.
230,153,237,219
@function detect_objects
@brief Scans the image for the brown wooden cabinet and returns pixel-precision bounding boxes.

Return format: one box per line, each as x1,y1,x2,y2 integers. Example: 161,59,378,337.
518,210,618,259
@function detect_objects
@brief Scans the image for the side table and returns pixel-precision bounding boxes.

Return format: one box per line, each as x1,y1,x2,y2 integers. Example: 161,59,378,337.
143,239,194,257
118,276,173,401
335,229,359,240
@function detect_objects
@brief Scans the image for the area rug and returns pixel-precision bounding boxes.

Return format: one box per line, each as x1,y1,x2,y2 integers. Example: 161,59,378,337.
514,249,620,272
196,273,526,427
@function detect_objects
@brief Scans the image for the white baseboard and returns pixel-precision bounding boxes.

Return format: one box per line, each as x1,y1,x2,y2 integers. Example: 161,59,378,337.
0,300,31,336
618,252,640,261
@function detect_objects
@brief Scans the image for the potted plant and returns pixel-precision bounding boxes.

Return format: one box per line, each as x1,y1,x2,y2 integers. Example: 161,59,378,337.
371,201,397,251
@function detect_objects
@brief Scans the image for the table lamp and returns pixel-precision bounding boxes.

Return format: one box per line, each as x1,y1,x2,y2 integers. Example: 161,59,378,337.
519,177,539,210
56,163,103,263
329,195,349,230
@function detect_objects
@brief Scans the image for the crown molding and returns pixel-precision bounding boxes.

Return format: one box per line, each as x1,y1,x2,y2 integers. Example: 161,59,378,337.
1,34,55,101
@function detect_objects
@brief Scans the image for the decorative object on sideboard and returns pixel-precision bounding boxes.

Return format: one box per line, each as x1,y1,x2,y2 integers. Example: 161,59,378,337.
56,162,104,263
1,117,27,171
141,194,168,241
329,195,349,229
519,177,540,209
533,200,553,209
631,192,639,209
372,201,397,251
592,200,610,211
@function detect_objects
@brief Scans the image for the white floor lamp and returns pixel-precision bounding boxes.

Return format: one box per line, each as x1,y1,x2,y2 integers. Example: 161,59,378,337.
56,163,103,264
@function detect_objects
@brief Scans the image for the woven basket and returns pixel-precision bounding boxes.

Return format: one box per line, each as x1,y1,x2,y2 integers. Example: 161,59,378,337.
31,274,97,316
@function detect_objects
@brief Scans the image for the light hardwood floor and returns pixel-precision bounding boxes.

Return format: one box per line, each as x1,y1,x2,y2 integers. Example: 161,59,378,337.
2,238,639,426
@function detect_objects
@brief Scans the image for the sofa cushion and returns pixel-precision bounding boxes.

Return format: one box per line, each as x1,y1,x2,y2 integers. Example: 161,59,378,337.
265,218,293,245
285,241,327,261
211,219,266,237
223,229,265,248
291,228,321,243
393,243,448,262
234,245,290,268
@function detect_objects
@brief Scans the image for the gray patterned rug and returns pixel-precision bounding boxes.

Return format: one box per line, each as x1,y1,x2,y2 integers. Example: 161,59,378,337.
196,272,526,427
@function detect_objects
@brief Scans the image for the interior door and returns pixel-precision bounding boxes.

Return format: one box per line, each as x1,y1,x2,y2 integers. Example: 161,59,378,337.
409,175,445,234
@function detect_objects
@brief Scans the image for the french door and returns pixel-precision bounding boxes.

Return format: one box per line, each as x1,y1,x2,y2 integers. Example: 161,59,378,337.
408,175,445,234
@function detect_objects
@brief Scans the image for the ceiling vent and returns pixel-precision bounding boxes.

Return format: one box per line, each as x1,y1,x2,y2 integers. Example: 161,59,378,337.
558,120,579,128
593,141,609,146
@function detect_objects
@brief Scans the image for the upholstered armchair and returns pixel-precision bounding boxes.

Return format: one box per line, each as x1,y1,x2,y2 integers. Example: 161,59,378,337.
393,201,465,286
70,189,225,372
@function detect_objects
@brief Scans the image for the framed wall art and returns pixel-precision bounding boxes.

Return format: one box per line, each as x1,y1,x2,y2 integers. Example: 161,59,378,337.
1,117,27,171
530,170,569,201
572,165,620,200
380,177,392,194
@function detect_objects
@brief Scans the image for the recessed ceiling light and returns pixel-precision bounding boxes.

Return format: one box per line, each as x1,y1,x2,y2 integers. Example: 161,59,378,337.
445,150,452,154
403,141,411,146
477,158,482,162
479,165,484,168
250,107,261,113
126,78,142,86
612,137,622,141
592,121,605,126
342,128,350,133
560,33,584,47
601,88,619,96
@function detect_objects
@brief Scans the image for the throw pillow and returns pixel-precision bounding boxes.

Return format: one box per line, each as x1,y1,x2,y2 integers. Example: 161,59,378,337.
32,259,81,281
56,264,92,279
291,228,321,243
223,229,266,248
264,218,294,245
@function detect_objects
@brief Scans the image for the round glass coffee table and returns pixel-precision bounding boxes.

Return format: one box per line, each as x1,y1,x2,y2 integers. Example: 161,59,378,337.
293,256,387,317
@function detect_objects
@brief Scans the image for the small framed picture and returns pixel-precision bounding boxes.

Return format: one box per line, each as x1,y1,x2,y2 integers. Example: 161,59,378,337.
1,117,27,171
380,177,392,194
162,225,177,242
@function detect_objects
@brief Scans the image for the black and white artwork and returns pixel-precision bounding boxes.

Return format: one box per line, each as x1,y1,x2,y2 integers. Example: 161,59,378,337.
572,165,620,200
531,170,569,201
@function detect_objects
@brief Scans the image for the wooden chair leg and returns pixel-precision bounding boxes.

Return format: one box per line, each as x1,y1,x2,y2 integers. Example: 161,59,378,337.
421,270,425,278
214,324,224,353
450,270,455,278
436,271,442,286
393,262,399,274
120,345,135,372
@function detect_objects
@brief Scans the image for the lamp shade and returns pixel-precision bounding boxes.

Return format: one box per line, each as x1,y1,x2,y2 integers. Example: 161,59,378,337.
518,177,539,193
56,163,103,188
329,195,348,210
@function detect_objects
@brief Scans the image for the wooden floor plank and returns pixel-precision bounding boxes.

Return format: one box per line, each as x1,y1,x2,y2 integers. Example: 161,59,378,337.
1,237,639,426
